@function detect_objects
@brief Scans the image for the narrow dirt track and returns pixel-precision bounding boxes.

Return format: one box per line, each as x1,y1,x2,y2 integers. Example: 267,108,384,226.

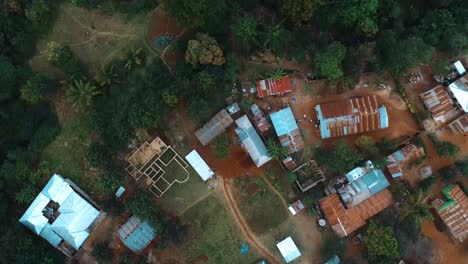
222,180,279,264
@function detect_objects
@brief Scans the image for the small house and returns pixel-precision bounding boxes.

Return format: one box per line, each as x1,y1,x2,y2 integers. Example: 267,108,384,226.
235,115,272,168
431,184,468,243
276,236,301,263
270,106,304,153
256,75,293,98
448,114,468,135
315,96,389,139
386,144,425,179
288,200,305,216
185,150,214,181
420,85,461,125
117,216,156,253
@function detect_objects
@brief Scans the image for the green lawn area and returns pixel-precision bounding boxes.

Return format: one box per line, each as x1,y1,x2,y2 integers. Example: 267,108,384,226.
182,194,260,264
263,163,295,203
233,177,289,235
42,111,93,190
157,166,210,215
163,159,189,183
30,3,146,76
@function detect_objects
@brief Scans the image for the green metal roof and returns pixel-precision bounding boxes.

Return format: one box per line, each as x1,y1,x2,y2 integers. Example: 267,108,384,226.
438,184,457,211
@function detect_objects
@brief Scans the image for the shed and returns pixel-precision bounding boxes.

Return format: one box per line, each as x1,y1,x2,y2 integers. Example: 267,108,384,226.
117,216,156,253
185,150,214,181
288,200,305,215
227,102,240,114
276,237,301,263
195,109,234,146
256,75,293,98
448,75,468,113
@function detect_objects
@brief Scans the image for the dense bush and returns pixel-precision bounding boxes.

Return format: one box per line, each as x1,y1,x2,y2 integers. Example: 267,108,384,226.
212,134,233,160
86,142,111,168
315,140,362,173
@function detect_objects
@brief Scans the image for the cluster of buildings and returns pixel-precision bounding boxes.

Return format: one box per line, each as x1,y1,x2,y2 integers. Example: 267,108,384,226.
420,60,468,134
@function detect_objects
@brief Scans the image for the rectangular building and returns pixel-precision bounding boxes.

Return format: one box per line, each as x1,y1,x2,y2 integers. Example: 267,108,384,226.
315,95,389,139
420,85,460,125
235,115,272,167
448,114,468,135
256,75,293,98
195,109,234,146
270,106,304,153
448,75,468,113
431,185,468,242
386,144,425,179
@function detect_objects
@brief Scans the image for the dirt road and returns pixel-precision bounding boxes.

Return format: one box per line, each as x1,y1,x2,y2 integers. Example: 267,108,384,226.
222,180,280,264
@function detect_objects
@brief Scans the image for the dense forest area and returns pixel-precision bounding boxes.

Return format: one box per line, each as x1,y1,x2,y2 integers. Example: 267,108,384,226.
1,0,467,263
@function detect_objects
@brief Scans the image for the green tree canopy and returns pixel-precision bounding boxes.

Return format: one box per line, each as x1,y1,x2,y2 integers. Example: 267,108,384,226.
315,140,362,173
315,41,347,80
65,80,101,111
124,191,166,231
321,233,346,260
163,0,227,30
435,141,460,159
281,0,318,27
232,15,259,52
364,221,399,260
267,138,288,160
212,134,232,160
185,33,225,67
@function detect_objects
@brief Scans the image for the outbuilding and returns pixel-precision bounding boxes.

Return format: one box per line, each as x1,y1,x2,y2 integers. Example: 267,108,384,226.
185,150,214,181
276,236,301,263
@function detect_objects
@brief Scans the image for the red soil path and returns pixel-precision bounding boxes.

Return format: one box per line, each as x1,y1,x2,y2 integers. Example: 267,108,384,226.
222,180,280,264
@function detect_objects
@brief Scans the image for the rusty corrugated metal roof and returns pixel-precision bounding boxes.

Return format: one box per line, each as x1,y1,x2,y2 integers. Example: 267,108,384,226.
420,85,460,125
319,189,393,237
256,75,293,98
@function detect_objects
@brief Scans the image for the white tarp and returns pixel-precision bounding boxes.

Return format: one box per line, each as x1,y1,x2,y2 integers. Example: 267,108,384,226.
185,150,214,181
276,236,301,263
454,61,466,75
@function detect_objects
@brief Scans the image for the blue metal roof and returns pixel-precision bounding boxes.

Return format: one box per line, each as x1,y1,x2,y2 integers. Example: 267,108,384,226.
235,115,271,167
270,107,298,137
392,150,405,162
361,169,390,195
118,216,156,253
379,106,389,128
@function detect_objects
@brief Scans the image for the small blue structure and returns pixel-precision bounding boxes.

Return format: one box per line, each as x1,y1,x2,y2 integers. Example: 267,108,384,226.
325,255,340,264
361,169,390,195
240,242,250,255
117,216,156,253
269,106,304,153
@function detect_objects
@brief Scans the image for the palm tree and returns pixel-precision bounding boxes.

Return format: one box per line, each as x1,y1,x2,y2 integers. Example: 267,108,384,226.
263,22,288,53
267,69,286,79
124,48,144,70
95,65,119,87
267,138,288,160
399,189,432,222
232,15,259,51
65,80,101,110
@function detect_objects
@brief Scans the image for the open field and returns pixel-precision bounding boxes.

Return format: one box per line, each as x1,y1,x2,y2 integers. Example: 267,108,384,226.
181,193,261,264
30,3,146,76
232,177,289,235
157,166,211,215
42,96,94,191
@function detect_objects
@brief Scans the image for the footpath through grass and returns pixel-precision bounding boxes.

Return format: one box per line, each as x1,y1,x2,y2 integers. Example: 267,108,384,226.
233,177,289,235
182,193,260,264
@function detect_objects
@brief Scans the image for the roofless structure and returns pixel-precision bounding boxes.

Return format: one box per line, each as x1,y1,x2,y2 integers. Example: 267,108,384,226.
19,174,105,257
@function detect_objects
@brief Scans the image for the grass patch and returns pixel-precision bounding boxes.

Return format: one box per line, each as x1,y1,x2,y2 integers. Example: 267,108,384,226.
31,3,145,76
157,166,210,214
163,160,189,182
182,194,259,263
234,177,289,235
160,148,176,164
42,113,93,189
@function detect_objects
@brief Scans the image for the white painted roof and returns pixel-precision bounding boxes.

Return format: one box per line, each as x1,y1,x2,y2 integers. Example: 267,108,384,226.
19,174,100,250
454,61,466,75
276,237,301,263
449,76,468,112
185,150,214,181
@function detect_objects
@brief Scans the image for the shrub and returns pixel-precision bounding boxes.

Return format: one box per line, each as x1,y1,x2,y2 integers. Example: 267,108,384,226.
435,141,460,159
321,233,345,260
86,142,111,168
439,166,459,183
419,177,435,192
212,134,232,160
95,172,122,195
